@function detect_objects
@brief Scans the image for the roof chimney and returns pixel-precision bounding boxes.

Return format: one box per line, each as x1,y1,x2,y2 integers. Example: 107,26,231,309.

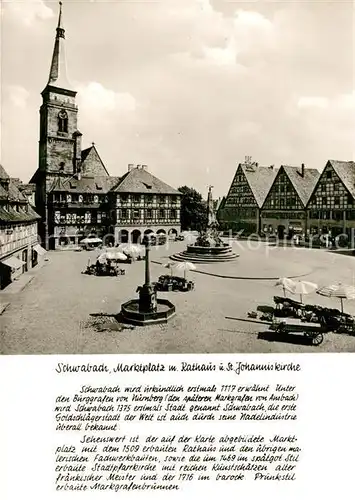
301,163,305,177
136,164,141,169
128,163,134,172
142,164,148,170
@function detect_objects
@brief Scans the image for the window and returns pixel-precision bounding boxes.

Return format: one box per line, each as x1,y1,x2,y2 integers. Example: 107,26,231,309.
170,209,177,219
67,194,71,203
120,194,128,202
133,209,140,219
121,209,128,219
146,195,153,204
97,212,102,223
54,211,60,223
146,209,153,219
133,195,141,203
322,197,327,205
159,209,165,218
85,212,91,224
348,195,353,205
326,170,332,179
71,194,78,203
334,196,340,206
78,195,83,203
58,109,68,133
94,195,99,203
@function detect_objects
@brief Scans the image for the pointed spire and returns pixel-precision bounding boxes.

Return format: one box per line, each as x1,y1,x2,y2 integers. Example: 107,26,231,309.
47,2,72,90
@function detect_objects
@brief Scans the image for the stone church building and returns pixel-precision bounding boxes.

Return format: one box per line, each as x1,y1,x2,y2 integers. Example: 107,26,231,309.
30,3,181,249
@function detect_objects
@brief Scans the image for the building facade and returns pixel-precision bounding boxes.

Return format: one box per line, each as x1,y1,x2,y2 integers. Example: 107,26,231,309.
0,165,43,290
260,164,320,238
218,160,277,234
307,160,355,239
114,165,180,243
30,4,180,249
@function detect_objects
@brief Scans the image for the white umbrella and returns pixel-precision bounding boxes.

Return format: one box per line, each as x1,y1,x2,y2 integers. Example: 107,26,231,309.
275,277,296,297
174,261,196,279
81,237,102,244
289,280,318,303
118,244,144,257
98,251,127,261
163,262,176,276
316,283,355,312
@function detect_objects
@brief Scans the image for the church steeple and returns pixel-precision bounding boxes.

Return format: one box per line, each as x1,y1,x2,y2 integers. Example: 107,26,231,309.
47,2,72,90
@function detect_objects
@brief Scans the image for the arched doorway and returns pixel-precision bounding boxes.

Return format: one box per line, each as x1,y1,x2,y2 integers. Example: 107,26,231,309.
131,229,141,244
168,228,177,237
119,230,129,244
157,229,166,234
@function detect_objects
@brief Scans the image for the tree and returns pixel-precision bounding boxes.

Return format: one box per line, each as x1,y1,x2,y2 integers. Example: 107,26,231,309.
178,186,208,231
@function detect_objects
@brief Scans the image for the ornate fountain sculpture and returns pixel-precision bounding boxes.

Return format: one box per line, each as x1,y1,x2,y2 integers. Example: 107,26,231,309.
171,186,239,263
195,186,224,248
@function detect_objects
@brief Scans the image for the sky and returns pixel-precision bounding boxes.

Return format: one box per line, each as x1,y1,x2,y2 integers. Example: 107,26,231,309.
1,0,354,198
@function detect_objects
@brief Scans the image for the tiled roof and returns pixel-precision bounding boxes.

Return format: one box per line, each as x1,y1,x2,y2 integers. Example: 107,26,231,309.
329,160,355,198
241,164,278,207
282,165,320,206
113,167,180,195
19,183,36,194
0,205,40,223
48,175,121,193
0,164,10,179
0,179,28,203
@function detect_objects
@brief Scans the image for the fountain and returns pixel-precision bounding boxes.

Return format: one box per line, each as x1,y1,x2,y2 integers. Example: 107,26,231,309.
171,186,239,263
120,238,176,325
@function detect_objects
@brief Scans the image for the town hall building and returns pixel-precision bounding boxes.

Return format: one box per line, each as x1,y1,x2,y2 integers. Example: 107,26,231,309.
30,3,181,249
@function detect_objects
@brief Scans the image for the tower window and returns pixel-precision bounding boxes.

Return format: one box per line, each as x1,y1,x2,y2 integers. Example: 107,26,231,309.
58,110,68,133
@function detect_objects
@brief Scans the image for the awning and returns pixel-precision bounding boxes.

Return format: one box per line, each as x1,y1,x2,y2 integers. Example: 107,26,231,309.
1,256,26,269
33,244,47,256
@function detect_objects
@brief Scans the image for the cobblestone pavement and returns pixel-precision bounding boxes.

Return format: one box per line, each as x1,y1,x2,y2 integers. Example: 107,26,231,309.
1,240,355,354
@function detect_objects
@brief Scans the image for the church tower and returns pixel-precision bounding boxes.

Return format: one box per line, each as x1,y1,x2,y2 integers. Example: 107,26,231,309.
39,1,81,177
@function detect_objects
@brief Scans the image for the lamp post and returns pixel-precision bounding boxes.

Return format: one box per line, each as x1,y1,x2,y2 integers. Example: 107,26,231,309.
138,238,157,313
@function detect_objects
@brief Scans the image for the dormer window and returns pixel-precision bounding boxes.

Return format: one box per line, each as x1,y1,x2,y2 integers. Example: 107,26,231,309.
58,110,68,133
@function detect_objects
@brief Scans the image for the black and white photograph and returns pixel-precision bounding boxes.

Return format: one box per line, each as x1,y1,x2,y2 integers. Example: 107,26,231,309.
1,0,355,354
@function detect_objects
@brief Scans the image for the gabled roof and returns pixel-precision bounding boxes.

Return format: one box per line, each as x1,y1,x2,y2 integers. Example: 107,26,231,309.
328,160,355,198
0,164,10,180
113,167,180,195
0,178,28,203
240,164,278,207
81,147,92,163
281,165,320,206
81,145,110,176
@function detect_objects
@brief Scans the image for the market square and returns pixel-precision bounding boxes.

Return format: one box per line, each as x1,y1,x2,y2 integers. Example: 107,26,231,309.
2,239,355,354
